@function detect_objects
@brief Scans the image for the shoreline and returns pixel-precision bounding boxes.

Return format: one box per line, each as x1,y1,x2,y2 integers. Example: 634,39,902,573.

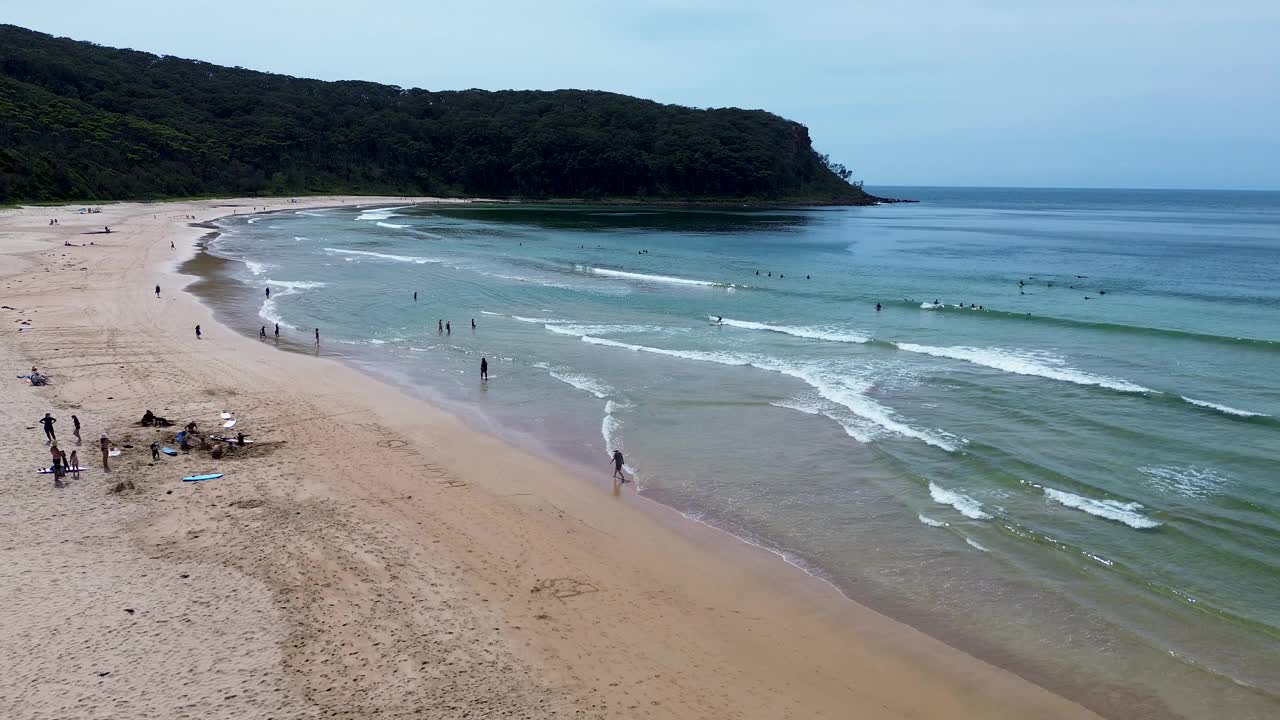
1,198,1099,719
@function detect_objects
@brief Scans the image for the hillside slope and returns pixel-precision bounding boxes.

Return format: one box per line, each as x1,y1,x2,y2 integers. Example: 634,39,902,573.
0,25,874,204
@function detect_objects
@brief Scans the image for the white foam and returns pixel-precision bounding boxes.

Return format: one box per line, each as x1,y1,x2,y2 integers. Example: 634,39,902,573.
1043,487,1160,529
928,482,992,520
713,317,869,344
1139,465,1229,500
246,217,261,224
324,248,441,264
917,513,947,528
356,205,409,221
894,343,1152,394
588,267,719,287
258,299,293,329
480,310,502,316
294,210,328,217
375,221,409,229
266,279,326,292
244,260,270,276
770,398,878,443
920,302,944,310
535,363,613,399
1179,396,1267,417
965,537,990,552
562,330,957,450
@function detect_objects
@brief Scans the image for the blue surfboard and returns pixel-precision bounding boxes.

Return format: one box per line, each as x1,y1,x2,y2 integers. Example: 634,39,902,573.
161,447,177,456
182,473,223,482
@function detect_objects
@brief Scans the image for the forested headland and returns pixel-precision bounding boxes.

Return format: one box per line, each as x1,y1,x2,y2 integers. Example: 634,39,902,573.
0,25,878,205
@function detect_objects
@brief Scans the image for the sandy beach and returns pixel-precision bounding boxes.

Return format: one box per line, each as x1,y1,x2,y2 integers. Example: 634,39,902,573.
0,198,1101,719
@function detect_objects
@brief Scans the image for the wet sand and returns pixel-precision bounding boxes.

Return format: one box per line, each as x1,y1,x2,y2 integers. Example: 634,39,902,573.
0,198,1100,719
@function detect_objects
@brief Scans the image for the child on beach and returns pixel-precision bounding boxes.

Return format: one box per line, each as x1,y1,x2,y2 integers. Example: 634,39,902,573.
68,451,80,478
72,414,81,444
100,434,110,472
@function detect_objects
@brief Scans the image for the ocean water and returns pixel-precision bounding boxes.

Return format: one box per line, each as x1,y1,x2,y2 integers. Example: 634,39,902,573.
199,188,1280,719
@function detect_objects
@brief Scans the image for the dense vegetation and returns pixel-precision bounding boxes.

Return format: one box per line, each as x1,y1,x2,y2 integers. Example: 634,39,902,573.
0,25,873,204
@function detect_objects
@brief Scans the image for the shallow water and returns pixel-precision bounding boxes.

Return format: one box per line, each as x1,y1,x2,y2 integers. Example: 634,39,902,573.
198,188,1280,719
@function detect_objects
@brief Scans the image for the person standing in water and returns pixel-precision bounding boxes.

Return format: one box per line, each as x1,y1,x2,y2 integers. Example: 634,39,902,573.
260,326,267,339
414,291,418,302
875,303,881,311
265,287,271,299
72,414,81,445
438,320,443,333
446,321,451,335
39,413,56,444
480,357,488,381
611,450,628,483
314,328,320,346
471,318,475,329
274,323,279,339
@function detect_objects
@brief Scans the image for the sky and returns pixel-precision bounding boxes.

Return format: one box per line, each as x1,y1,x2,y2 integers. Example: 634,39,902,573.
5,1,1279,190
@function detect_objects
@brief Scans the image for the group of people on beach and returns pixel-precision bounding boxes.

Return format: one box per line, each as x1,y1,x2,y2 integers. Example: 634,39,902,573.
38,412,112,484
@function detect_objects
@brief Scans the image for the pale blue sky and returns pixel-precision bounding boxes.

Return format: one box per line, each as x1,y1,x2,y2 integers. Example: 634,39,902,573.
6,1,1279,189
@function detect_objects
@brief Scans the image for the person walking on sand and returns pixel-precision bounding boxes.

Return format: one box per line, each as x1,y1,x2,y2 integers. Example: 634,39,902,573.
171,241,175,250
72,414,81,444
39,413,56,444
155,284,161,298
100,433,111,472
480,357,488,381
195,325,202,340
611,450,628,483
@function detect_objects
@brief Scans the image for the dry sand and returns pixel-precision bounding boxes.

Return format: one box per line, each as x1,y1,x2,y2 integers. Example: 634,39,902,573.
0,198,1102,719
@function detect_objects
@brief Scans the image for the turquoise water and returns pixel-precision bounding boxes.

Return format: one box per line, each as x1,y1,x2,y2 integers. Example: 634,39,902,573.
204,189,1280,719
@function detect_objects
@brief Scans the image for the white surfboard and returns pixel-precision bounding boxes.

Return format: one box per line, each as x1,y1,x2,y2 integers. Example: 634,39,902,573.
220,411,233,420
223,419,237,428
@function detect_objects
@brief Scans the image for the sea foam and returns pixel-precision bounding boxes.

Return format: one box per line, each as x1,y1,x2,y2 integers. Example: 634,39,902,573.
324,248,442,264
551,327,959,451
928,482,992,520
712,316,870,344
588,267,722,287
1043,487,1161,529
894,343,1152,394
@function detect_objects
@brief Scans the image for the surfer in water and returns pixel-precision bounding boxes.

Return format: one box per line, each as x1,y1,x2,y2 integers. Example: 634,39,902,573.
716,316,723,324
876,303,881,311
414,291,417,302
480,357,488,381
471,318,476,329
611,450,628,483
